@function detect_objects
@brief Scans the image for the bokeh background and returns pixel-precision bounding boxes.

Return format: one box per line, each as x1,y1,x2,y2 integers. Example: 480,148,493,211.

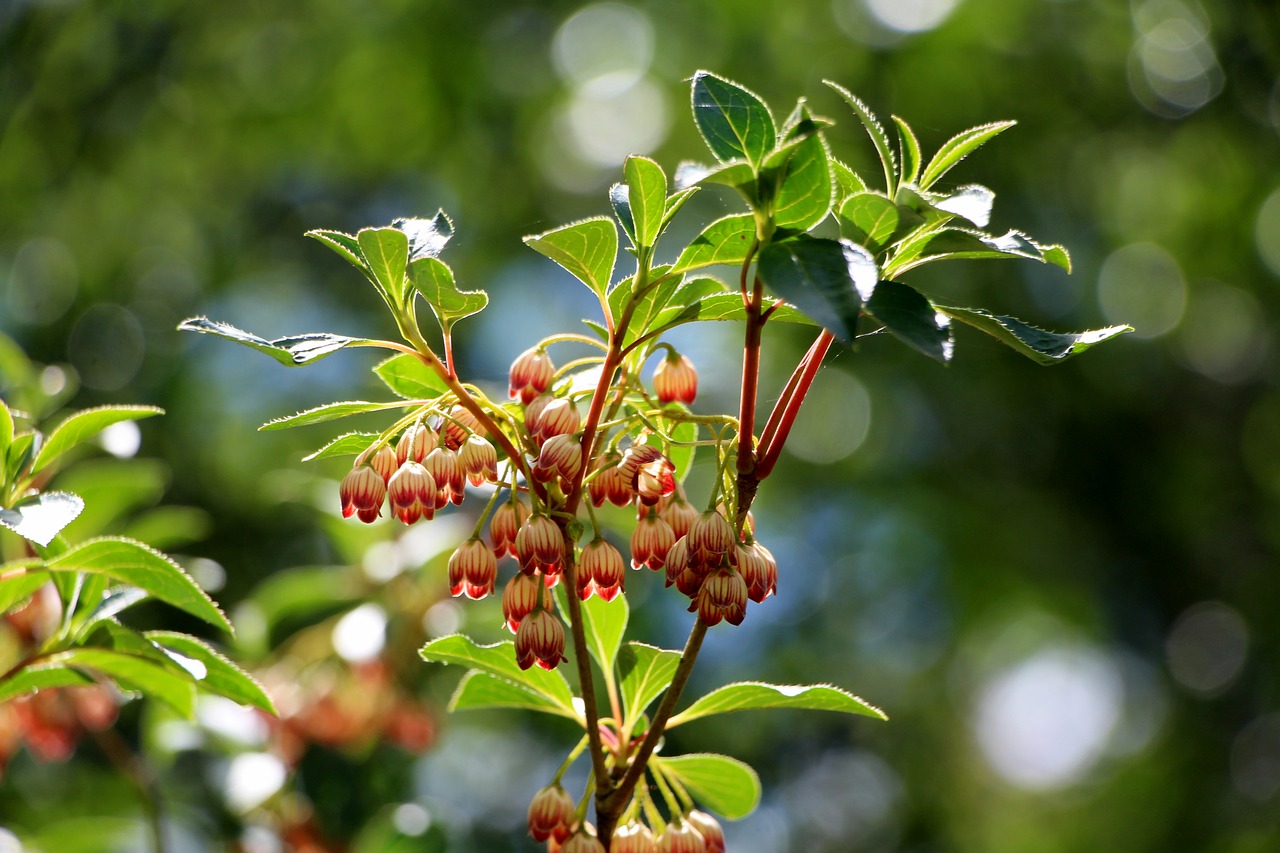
3,0,1280,850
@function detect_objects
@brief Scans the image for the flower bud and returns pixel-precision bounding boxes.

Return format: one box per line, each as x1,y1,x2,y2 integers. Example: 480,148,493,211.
516,609,566,671
340,465,386,523
510,347,555,404
516,514,565,575
527,784,575,843
685,812,724,853
448,538,498,600
397,420,438,465
655,818,706,853
578,538,625,602
387,461,438,524
691,568,748,626
738,541,777,603
663,537,691,586
630,512,675,571
443,404,483,450
502,572,548,633
687,511,735,560
653,352,697,405
424,446,465,506
659,498,699,539
588,454,634,507
612,822,657,853
368,443,399,483
534,433,583,485
459,434,498,486
561,830,606,853
533,398,580,444
490,498,529,558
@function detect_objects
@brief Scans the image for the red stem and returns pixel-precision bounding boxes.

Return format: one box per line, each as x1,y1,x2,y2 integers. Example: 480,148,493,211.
754,330,834,480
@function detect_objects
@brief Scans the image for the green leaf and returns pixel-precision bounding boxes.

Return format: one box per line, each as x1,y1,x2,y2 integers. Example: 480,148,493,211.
617,642,681,724
306,229,368,272
671,214,756,274
0,491,85,547
374,353,449,400
4,431,35,486
669,681,887,728
259,400,408,431
420,634,581,721
301,432,379,462
449,670,580,718
31,405,163,475
653,291,817,336
642,277,727,330
408,257,489,331
837,192,923,257
145,631,277,713
582,591,627,675
395,211,454,261
932,184,995,228
0,568,47,613
831,159,867,205
178,317,362,367
768,104,833,232
938,307,1132,365
864,280,953,363
660,187,699,233
0,662,96,704
610,183,637,247
57,647,197,717
663,419,699,484
41,537,231,633
655,753,761,820
523,217,618,300
919,120,1016,190
893,116,922,187
357,227,411,305
691,71,775,168
684,160,757,197
901,228,1071,273
824,81,896,194
624,156,668,250
75,586,149,638
0,400,13,456
757,236,867,344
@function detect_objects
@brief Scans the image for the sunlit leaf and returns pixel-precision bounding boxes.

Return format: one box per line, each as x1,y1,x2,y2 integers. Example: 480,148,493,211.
523,217,618,300
373,353,449,400
671,214,756,274
305,229,367,272
178,318,363,367
938,307,1132,365
301,432,379,462
691,70,775,168
0,491,84,547
825,81,896,193
768,104,833,232
893,115,922,187
420,634,580,721
259,401,409,431
864,280,953,363
146,631,276,713
0,662,95,704
624,156,668,250
919,120,1016,190
395,211,454,261
56,647,197,717
31,405,163,475
409,257,488,330
654,753,761,820
757,235,865,344
357,227,411,305
449,670,580,719
618,642,681,724
669,681,887,728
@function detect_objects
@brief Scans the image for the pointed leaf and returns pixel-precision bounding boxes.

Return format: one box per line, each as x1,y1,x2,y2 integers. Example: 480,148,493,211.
32,406,163,475
932,184,995,228
43,537,231,632
56,647,197,717
671,214,756,274
357,227,411,305
420,634,580,720
4,431,36,486
902,228,1071,272
655,753,761,820
660,187,699,232
642,277,729,331
831,159,867,205
837,192,924,257
178,318,362,367
864,280,953,363
395,211,454,261
938,307,1132,365
553,584,628,676
651,292,815,333
0,662,96,704
449,670,580,718
0,491,84,547
523,217,618,300
610,183,637,247
0,568,48,613
259,401,408,431
893,116,922,187
302,432,379,462
374,353,449,400
618,642,681,724
0,400,12,456
768,105,833,231
408,257,488,330
919,120,1016,190
691,70,775,168
305,229,368,272
669,681,887,728
825,81,896,193
624,156,668,250
757,236,866,344
146,632,276,714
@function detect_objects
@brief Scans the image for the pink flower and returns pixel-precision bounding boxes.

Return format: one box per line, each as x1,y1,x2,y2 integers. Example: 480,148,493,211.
340,465,386,523
516,609,566,671
396,420,438,465
490,498,529,558
578,538,625,602
448,538,498,599
509,347,555,404
527,784,575,843
631,512,675,571
387,461,438,524
653,353,697,405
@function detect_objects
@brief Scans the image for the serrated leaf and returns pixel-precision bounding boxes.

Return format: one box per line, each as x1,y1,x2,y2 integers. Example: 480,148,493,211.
825,81,896,194
650,288,819,335
76,586,149,637
0,569,47,613
449,670,579,718
4,431,36,486
865,280,953,363
56,647,197,717
624,156,668,250
902,228,1070,272
757,236,866,344
919,120,1016,190
642,277,728,331
178,318,361,367
691,70,775,168
838,192,900,256
893,116,922,187
395,211,454,261
420,634,580,721
145,632,276,714
938,307,1132,365
374,353,449,400
932,184,995,228
0,491,84,547
669,681,888,728
523,218,618,300
408,257,488,330
302,432,379,462
831,159,867,205
259,401,408,431
618,642,681,724
610,183,637,247
305,229,367,272
553,584,628,676
768,105,833,231
660,187,699,232
671,214,756,274
0,662,96,704
0,400,12,456
31,405,163,475
655,753,761,820
357,227,410,305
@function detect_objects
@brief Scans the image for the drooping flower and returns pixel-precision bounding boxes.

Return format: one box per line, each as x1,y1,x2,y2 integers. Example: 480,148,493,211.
396,420,438,466
340,465,386,523
515,609,566,670
631,512,675,571
424,446,465,506
448,537,498,599
443,404,483,450
534,433,583,485
367,443,399,483
502,572,547,633
685,812,724,853
490,498,530,558
387,461,438,524
578,538,625,602
588,453,634,507
737,540,777,603
612,821,657,853
509,347,555,404
516,514,565,575
690,568,748,626
459,434,498,485
527,783,575,843
653,352,697,405
660,497,699,539
686,511,735,562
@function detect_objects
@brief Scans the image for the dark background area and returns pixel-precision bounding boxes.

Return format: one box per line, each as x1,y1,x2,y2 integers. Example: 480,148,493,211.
2,0,1280,850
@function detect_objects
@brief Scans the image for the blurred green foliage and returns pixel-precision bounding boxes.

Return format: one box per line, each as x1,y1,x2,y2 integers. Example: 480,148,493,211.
2,0,1280,850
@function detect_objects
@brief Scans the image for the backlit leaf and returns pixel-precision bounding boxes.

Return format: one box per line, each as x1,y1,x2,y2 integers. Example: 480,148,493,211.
409,257,488,330
919,120,1016,190
178,317,362,367
259,401,408,431
449,670,580,719
757,235,865,344
618,642,681,724
146,631,276,713
523,217,618,300
0,491,84,547
671,214,756,274
373,353,449,400
668,681,887,728
864,280,953,363
938,306,1132,365
691,70,775,168
32,405,163,475
357,227,411,305
420,634,580,721
655,753,760,820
